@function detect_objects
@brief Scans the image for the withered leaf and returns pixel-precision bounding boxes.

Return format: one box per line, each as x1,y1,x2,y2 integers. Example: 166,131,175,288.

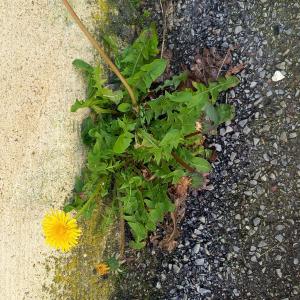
226,63,245,76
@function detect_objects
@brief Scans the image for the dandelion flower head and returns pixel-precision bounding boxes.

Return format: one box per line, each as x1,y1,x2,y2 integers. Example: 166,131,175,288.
96,263,110,276
42,210,81,252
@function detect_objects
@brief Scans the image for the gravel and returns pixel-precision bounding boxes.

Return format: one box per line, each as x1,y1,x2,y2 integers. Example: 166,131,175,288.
113,0,300,299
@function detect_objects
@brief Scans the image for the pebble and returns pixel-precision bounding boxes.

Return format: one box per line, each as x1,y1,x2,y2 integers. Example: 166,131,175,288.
243,126,251,135
233,246,240,252
259,70,266,78
251,255,257,262
276,269,283,278
198,288,211,295
280,132,288,143
215,144,222,152
195,258,205,266
272,71,285,82
258,241,267,248
235,25,243,34
226,126,234,133
276,62,286,70
253,138,260,146
253,217,261,226
173,265,181,274
230,152,237,161
193,244,201,254
276,225,285,231
235,214,241,220
239,119,248,127
275,234,283,242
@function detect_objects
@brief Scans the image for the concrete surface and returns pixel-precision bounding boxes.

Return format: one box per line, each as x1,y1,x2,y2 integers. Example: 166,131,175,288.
0,0,96,299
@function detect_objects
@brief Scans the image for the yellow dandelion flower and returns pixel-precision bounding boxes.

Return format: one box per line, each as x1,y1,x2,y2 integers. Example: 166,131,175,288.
42,210,81,252
95,263,110,276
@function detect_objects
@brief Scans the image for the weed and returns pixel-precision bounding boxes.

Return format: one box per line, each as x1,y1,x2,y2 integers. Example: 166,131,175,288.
65,26,239,250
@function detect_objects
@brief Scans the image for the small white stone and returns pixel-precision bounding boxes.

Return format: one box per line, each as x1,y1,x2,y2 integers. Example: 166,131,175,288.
272,70,285,82
276,268,282,278
253,138,260,146
195,258,205,266
193,244,201,254
253,217,261,226
214,144,222,152
275,234,284,242
235,25,243,34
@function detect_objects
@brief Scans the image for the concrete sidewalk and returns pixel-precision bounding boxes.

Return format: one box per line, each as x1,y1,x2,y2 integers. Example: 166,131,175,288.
0,1,96,298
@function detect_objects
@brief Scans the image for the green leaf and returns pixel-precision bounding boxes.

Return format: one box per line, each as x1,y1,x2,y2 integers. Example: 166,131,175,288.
124,215,137,222
216,103,235,124
190,173,204,188
64,204,75,213
154,72,188,92
102,34,119,58
128,222,148,241
117,117,136,132
145,220,156,231
113,132,134,154
208,76,240,103
101,88,123,104
138,130,160,148
204,103,219,124
121,26,159,77
82,199,96,219
71,98,115,114
72,59,93,73
167,90,193,103
117,103,132,112
122,195,138,215
149,207,164,224
71,98,99,112
81,117,95,145
204,103,235,125
190,157,212,173
159,129,183,155
192,81,207,92
91,106,117,114
92,65,106,91
129,240,146,250
74,176,84,193
127,59,167,93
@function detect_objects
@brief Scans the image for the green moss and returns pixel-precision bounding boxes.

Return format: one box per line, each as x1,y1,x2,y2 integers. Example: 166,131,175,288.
46,203,119,300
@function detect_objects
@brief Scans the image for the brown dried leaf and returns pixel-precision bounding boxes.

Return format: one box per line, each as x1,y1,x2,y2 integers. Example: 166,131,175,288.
190,48,233,83
226,63,245,76
172,176,191,200
159,177,191,252
141,167,156,181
